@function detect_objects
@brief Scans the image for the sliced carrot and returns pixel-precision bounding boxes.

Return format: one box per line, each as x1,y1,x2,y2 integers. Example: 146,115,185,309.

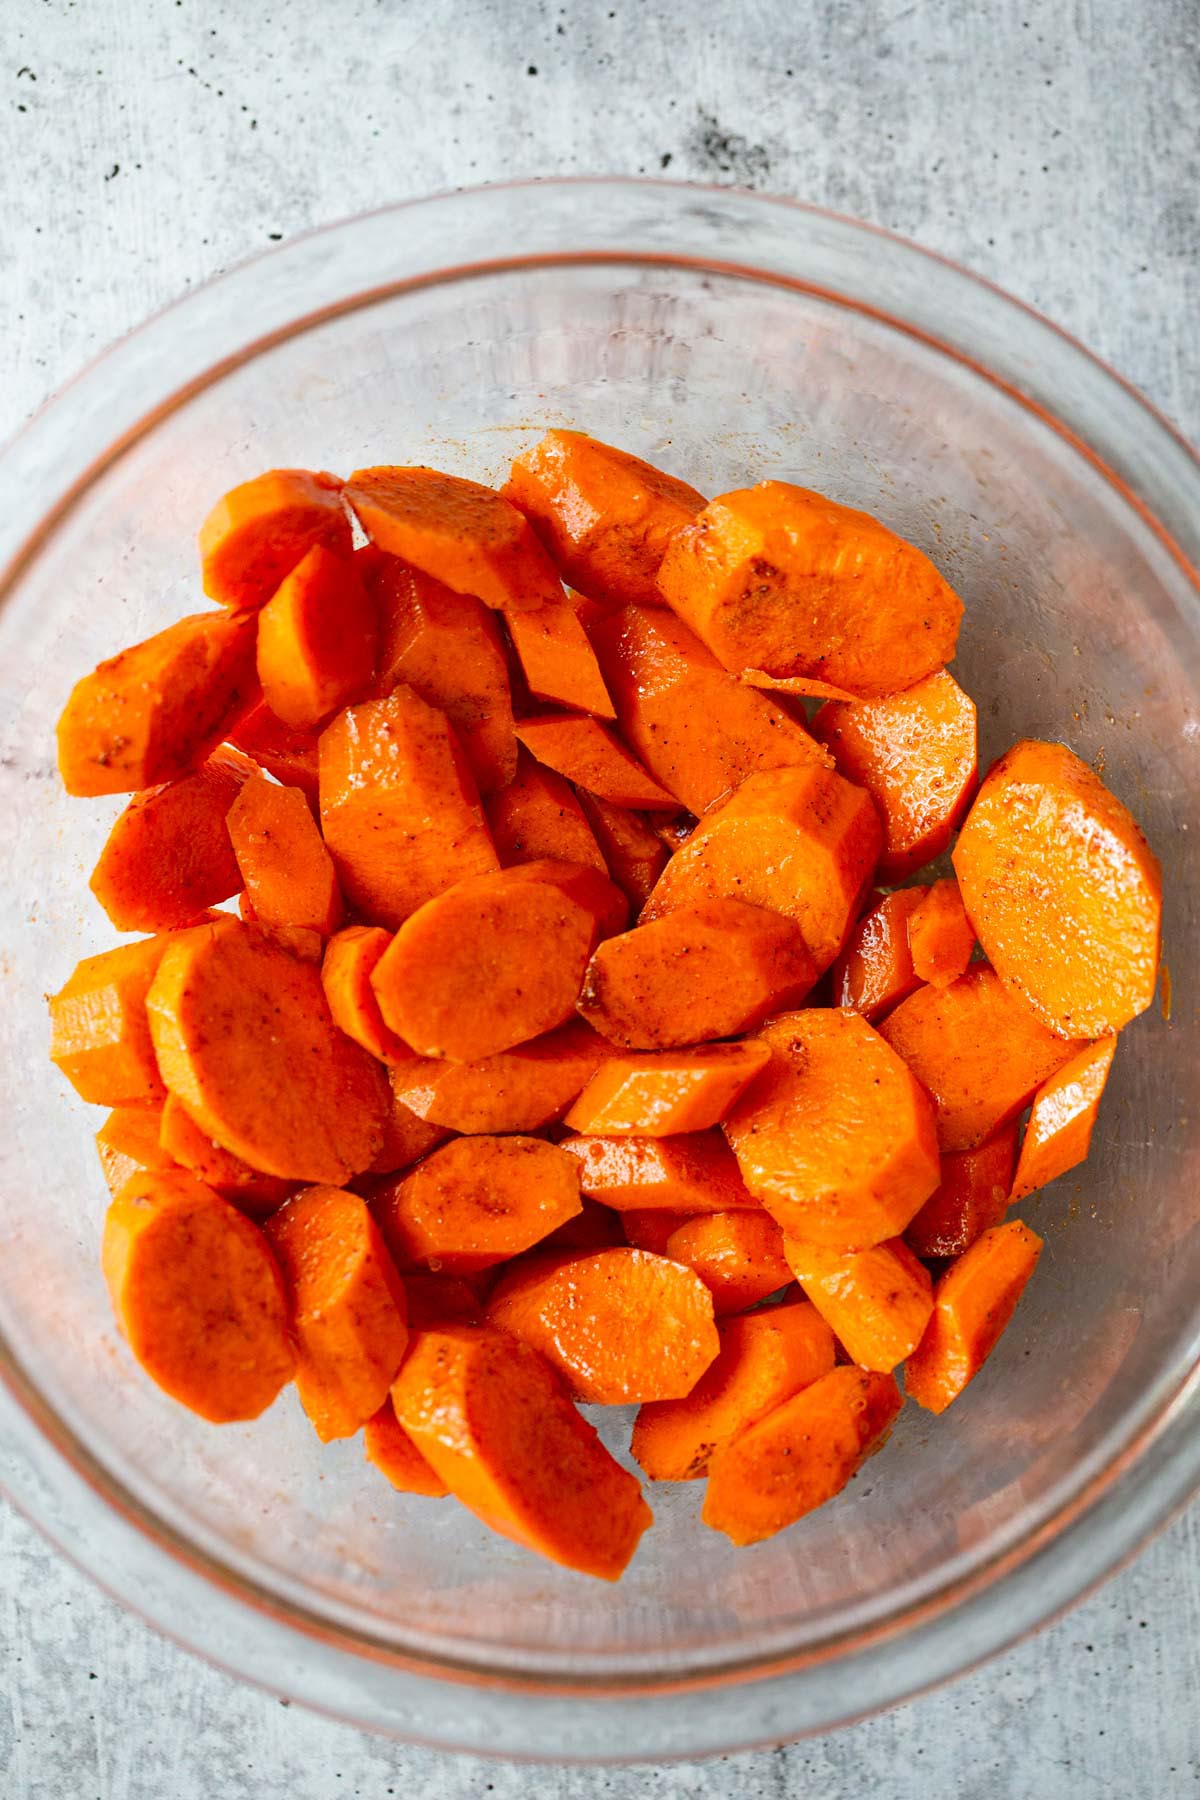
589,603,828,814
579,899,816,1048
783,1236,933,1372
57,611,258,798
879,964,1086,1153
642,763,883,973
236,902,323,963
102,1169,293,1422
485,1246,718,1402
266,1185,408,1441
256,543,377,730
199,468,351,609
538,1196,626,1253
369,555,517,793
559,1127,759,1213
702,1365,903,1545
811,671,978,878
344,466,562,612
391,1018,610,1134
665,1211,791,1315
159,1093,294,1217
1009,1037,1117,1203
392,1325,652,1580
320,926,413,1066
632,1299,837,1481
364,1396,449,1497
484,747,606,870
739,669,859,703
905,1220,1043,1414
95,1104,175,1197
907,878,976,988
372,1135,582,1273
49,936,175,1104
367,1074,451,1175
503,429,705,607
369,860,625,1061
724,1010,939,1248
401,1271,483,1328
657,481,963,697
575,793,668,908
88,749,250,932
953,738,1162,1036
505,604,615,718
318,689,499,928
564,1040,771,1136
832,887,926,1020
227,701,320,802
226,771,342,935
904,1122,1019,1259
621,1207,696,1254
514,714,677,810
147,918,387,1183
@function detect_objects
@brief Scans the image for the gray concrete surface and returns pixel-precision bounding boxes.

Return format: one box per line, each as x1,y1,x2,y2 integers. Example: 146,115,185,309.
2,0,1198,1793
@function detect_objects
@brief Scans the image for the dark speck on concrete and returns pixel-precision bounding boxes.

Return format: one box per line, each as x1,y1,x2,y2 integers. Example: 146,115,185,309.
685,106,771,186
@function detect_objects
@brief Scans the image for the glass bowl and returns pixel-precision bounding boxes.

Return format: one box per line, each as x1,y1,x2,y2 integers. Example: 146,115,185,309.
1,180,1198,1763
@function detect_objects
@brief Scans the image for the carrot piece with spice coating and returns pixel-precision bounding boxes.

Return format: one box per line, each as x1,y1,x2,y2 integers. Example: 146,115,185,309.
199,468,351,610
364,1397,449,1497
102,1170,293,1422
559,1128,759,1213
49,937,177,1105
255,544,377,730
907,879,976,989
575,793,668,908
953,739,1161,1037
227,772,342,935
505,604,615,718
504,429,705,608
632,1299,837,1481
658,481,963,697
1009,1037,1117,1202
723,1011,939,1248
783,1236,933,1373
904,1122,1018,1259
904,1220,1043,1414
318,689,499,929
485,748,606,871
832,888,926,1020
89,750,251,932
158,1093,295,1217
321,926,414,1066
227,702,321,802
514,714,677,810
665,1211,791,1315
266,1185,408,1441
344,466,562,612
392,1325,653,1580
95,1104,175,1197
565,1040,771,1137
579,899,816,1048
620,1208,695,1253
365,1075,451,1176
57,611,259,798
486,1246,719,1403
372,1135,581,1274
391,1018,611,1134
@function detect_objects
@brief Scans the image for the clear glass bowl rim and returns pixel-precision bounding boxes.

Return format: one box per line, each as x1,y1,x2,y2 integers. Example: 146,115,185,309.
2,177,1198,1761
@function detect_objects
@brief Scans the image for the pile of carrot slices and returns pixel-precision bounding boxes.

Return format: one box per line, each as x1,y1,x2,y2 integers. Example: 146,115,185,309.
50,431,1163,1580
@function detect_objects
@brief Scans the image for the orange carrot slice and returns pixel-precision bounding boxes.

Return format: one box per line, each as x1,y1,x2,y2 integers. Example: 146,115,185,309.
147,918,387,1183
1009,1037,1117,1202
401,1272,483,1328
579,899,816,1048
559,1128,759,1213
811,671,977,878
621,1208,696,1254
102,1169,293,1421
392,1325,652,1579
158,1093,295,1217
372,1135,581,1273
318,689,499,928
658,481,963,697
95,1103,175,1197
199,468,351,609
227,772,342,935
49,936,176,1105
266,1185,408,1440
514,713,677,811
367,1074,451,1176
907,878,976,988
903,1123,1018,1259
505,604,615,718
369,860,625,1061
632,1299,837,1480
344,466,562,612
783,1236,933,1372
905,1220,1043,1414
364,1396,449,1497
832,887,926,1020
391,1018,611,1134
226,702,320,802
486,1246,718,1402
642,763,883,972
504,429,705,607
953,739,1162,1036
320,926,414,1066
369,555,517,793
57,611,259,797
738,669,859,702
665,1211,791,1314
565,1040,771,1136
702,1365,903,1544
256,544,377,730
879,964,1086,1153
724,1010,939,1248
89,750,250,932
538,1196,627,1254
575,793,669,907
589,603,828,814
485,748,606,870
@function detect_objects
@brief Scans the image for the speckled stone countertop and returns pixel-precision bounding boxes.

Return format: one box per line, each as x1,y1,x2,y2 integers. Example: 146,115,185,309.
3,2,1198,1794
